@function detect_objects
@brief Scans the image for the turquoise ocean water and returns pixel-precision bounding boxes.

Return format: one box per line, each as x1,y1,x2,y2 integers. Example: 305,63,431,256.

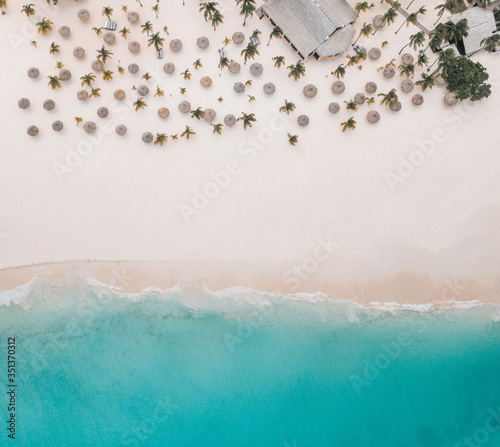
1,276,500,447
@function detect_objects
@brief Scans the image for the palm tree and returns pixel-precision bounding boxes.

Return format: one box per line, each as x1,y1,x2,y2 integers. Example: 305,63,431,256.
353,22,372,45
142,73,151,81
355,1,375,13
21,3,35,16
171,134,179,140
237,112,257,129
102,70,113,81
47,75,61,89
154,133,168,146
89,88,101,98
341,118,356,132
416,52,429,67
155,86,165,97
398,63,414,77
236,0,256,26
366,97,375,105
136,0,143,7
152,4,160,18
345,100,358,111
117,66,125,74
93,27,104,36
434,0,458,25
163,26,169,34
333,64,346,79
248,95,256,102
211,123,223,135
399,31,426,54
56,61,63,69
97,46,113,64
80,73,96,87
120,27,130,38
378,89,399,107
346,54,360,67
190,107,204,120
272,56,286,68
199,1,218,20
395,12,418,34
133,97,148,111
446,18,469,45
373,7,398,35
222,36,231,48
415,73,435,90
279,100,296,115
141,21,153,36
241,42,259,64
148,32,165,51
181,126,196,139
268,25,283,45
288,133,299,146
476,0,492,7
181,69,191,80
287,60,306,81
31,41,37,47
36,17,53,35
0,0,7,10
74,117,83,126
121,5,128,12
481,34,500,53
102,6,113,19
218,56,229,71
179,87,187,95
211,10,224,30
432,48,456,76
193,59,202,70
49,42,59,54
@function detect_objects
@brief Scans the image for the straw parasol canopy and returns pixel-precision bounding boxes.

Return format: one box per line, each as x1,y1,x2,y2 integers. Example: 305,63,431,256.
128,41,141,53
77,90,89,101
97,107,109,118
197,37,209,49
114,89,126,101
116,125,127,136
233,82,245,93
229,61,241,74
444,91,458,106
412,94,424,105
137,85,149,96
367,110,380,124
59,69,71,81
28,67,40,79
178,101,191,113
303,84,318,98
83,121,97,134
373,15,385,29
127,12,139,24
263,82,276,95
91,60,103,72
328,102,340,114
27,126,39,137
224,114,236,127
43,99,55,111
297,115,309,127
58,26,71,38
401,79,414,93
232,32,245,44
250,63,263,76
163,62,175,74
401,53,414,66
369,47,381,60
383,66,395,78
365,82,377,94
103,32,116,45
204,109,216,123
331,81,345,94
73,47,85,58
128,63,139,74
435,74,446,86
200,76,212,88
77,9,90,22
52,120,64,132
158,107,170,119
142,132,154,144
390,101,402,112
18,98,30,110
354,93,366,105
170,39,182,51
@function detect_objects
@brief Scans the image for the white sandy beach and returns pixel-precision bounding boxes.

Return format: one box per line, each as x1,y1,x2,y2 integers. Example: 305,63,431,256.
0,0,499,303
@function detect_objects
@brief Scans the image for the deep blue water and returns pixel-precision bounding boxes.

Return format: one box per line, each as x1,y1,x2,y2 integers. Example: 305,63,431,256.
1,278,499,447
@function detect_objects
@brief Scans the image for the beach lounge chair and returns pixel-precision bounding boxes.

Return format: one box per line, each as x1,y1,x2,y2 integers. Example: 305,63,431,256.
104,20,117,30
250,36,261,45
157,49,163,59
218,49,227,58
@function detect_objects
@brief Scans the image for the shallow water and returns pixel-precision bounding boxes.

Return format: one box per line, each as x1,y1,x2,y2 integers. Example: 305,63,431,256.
1,277,499,447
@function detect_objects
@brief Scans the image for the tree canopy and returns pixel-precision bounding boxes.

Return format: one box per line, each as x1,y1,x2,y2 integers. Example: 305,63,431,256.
443,56,491,102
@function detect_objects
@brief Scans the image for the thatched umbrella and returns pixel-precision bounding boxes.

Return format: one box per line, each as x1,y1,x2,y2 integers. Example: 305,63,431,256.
233,82,245,93
18,98,30,110
197,37,209,49
83,121,97,134
163,62,175,74
91,60,103,72
204,109,216,122
27,126,39,137
297,115,309,127
263,82,276,95
331,81,345,94
401,53,414,66
365,81,377,94
114,89,126,101
444,92,458,106
52,120,64,132
390,101,402,112
401,79,414,93
329,102,340,114
250,63,263,76
73,47,85,59
103,32,116,45
128,63,139,74
137,85,149,96
59,69,71,81
224,114,236,127
369,47,381,60
200,76,212,88
142,132,154,144
354,93,366,105
435,74,446,86
170,39,182,52
58,26,71,38
43,99,55,111
229,61,241,74
373,15,385,29
77,9,90,22
232,32,245,45
412,94,424,105
97,107,109,118
77,90,89,101
128,41,141,54
127,12,139,24
303,84,318,98
383,66,395,78
367,110,380,124
116,125,127,136
178,101,191,113
28,67,40,79
158,107,170,119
